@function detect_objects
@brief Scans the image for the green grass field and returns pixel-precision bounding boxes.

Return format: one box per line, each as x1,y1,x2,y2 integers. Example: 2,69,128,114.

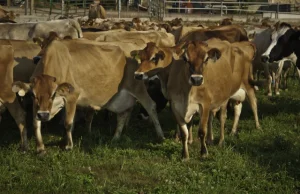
1,75,300,194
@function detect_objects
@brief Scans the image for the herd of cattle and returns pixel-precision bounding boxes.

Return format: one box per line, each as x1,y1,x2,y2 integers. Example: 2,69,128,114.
1,14,300,160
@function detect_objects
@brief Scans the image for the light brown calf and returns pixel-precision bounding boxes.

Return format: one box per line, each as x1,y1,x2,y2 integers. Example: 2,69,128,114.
133,39,260,160
12,33,164,154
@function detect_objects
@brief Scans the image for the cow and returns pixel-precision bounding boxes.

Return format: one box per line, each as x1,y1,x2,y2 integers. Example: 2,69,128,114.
177,25,249,44
11,33,165,154
0,8,16,21
261,22,300,69
170,26,206,44
133,39,261,160
0,42,28,151
260,22,300,95
83,30,175,47
0,19,83,40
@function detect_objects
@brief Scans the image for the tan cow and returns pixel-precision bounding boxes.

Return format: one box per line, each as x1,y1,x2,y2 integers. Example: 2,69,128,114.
0,8,16,21
83,30,175,47
12,33,164,154
0,42,28,151
171,26,206,44
133,39,261,160
178,25,248,44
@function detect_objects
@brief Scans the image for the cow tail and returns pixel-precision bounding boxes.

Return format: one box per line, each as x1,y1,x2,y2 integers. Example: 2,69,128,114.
248,63,266,88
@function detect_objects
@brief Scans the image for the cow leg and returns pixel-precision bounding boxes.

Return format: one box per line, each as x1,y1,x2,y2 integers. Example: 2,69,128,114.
135,93,164,141
175,122,193,145
218,101,228,147
283,68,290,90
206,111,214,145
64,101,77,150
263,63,272,96
267,74,273,96
112,108,133,141
85,108,95,134
245,87,261,130
171,103,189,160
5,100,28,152
230,102,242,136
33,117,44,154
198,106,210,158
273,71,280,95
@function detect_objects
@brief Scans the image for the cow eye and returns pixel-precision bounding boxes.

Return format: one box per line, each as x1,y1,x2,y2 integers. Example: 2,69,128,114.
151,56,158,62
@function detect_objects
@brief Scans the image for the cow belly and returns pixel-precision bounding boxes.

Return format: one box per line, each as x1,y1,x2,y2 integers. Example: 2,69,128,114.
105,89,136,113
230,89,246,102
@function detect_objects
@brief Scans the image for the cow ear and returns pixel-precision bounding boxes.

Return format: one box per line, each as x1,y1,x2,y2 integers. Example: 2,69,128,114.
55,83,74,97
33,37,43,47
12,81,31,97
172,41,188,59
130,50,139,58
156,50,165,60
207,48,221,62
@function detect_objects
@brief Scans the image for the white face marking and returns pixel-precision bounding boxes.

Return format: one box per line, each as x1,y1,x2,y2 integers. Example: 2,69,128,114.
262,27,290,57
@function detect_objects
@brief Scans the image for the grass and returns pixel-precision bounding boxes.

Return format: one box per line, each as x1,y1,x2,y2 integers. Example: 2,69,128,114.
1,76,300,194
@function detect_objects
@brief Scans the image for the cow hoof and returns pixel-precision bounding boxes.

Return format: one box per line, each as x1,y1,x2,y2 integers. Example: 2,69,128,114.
201,153,209,159
229,131,237,136
188,139,193,145
65,145,73,151
275,92,280,95
111,136,121,143
267,93,272,97
174,137,181,143
157,136,165,144
218,141,225,147
206,139,214,145
37,150,47,156
182,157,190,162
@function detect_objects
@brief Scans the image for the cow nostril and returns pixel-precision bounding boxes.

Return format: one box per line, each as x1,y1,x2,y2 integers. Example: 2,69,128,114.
134,73,146,80
37,112,50,121
261,56,269,63
190,75,204,86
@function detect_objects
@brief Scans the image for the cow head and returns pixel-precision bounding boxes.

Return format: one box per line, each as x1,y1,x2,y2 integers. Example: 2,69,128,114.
261,22,294,63
182,41,221,86
133,42,173,80
12,74,74,122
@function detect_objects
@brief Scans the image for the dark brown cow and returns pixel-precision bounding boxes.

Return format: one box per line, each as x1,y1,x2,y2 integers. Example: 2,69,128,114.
0,42,28,151
178,25,248,44
12,33,164,154
133,39,260,160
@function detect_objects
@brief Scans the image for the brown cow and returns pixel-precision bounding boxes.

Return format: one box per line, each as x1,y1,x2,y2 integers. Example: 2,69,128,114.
133,39,260,160
0,8,16,21
0,42,28,151
178,25,248,44
12,33,164,154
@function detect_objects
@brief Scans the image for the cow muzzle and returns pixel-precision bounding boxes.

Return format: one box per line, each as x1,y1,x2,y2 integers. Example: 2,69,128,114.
261,55,269,63
134,72,148,80
190,74,204,86
33,56,42,65
37,111,50,121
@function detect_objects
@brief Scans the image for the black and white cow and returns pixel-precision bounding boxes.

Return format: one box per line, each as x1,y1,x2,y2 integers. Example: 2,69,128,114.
260,22,299,96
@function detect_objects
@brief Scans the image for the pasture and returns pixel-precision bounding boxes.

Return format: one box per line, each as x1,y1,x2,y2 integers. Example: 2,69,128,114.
1,72,300,193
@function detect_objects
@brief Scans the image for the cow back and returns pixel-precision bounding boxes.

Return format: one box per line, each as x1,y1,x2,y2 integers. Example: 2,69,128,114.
35,39,127,106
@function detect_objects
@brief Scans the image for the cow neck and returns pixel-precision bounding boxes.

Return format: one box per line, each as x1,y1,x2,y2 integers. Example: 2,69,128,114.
32,40,76,87
157,59,172,99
